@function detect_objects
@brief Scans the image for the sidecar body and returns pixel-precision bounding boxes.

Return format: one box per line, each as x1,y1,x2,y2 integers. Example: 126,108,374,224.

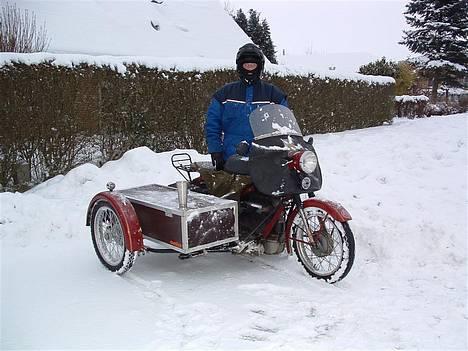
86,183,239,254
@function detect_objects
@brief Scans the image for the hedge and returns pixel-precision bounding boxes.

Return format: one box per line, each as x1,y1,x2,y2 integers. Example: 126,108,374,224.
394,95,429,118
0,60,394,191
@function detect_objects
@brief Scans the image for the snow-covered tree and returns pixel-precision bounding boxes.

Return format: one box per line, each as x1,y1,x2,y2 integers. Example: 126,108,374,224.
400,0,468,100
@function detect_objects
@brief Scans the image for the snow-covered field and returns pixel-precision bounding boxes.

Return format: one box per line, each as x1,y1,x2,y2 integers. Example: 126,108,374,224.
11,0,250,59
1,114,467,350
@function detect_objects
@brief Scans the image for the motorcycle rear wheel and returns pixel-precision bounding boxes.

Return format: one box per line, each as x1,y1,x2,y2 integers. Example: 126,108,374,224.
291,206,355,283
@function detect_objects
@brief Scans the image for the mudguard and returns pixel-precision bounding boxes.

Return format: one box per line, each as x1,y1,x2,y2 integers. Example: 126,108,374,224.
285,198,352,254
86,191,144,252
302,198,352,222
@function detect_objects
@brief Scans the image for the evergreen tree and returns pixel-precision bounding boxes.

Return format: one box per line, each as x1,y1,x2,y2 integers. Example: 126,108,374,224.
359,57,399,77
400,0,468,100
232,8,278,64
247,9,262,45
233,9,248,35
260,19,277,64
359,57,416,95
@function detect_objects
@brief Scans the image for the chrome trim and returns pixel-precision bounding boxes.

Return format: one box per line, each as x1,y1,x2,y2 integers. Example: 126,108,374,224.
187,237,238,254
143,236,186,253
181,212,189,251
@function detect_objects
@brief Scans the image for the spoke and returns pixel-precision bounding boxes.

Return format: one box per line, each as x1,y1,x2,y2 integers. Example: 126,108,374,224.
295,208,349,275
94,206,125,266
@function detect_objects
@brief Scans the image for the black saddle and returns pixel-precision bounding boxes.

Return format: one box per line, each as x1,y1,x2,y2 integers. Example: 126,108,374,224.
224,155,250,175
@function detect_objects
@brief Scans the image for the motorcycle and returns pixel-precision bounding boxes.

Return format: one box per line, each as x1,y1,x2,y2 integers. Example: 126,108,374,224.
86,104,355,283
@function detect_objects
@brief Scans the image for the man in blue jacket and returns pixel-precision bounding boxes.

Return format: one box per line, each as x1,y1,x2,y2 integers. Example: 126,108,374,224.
205,43,288,170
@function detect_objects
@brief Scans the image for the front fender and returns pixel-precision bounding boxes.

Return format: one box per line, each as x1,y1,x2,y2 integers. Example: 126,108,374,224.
86,191,144,252
286,197,352,237
302,198,352,222
284,197,352,255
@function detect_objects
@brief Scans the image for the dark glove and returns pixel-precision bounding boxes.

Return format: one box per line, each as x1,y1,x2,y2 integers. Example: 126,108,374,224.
211,152,225,171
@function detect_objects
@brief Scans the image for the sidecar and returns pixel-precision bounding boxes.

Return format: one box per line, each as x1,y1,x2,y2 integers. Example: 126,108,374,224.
86,181,238,274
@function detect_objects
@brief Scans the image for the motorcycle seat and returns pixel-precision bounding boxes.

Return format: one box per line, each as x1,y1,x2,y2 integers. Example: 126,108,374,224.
224,155,250,175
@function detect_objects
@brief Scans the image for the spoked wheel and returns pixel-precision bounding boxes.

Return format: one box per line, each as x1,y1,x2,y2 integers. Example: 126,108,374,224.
91,201,136,274
291,206,355,283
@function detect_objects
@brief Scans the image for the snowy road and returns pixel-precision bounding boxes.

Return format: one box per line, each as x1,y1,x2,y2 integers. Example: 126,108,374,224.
1,114,467,350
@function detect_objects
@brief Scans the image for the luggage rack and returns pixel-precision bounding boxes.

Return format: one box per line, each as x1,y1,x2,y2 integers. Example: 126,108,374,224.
171,153,214,183
171,153,194,182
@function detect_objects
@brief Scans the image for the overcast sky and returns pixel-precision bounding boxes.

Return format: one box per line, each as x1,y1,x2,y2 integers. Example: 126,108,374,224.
229,0,412,60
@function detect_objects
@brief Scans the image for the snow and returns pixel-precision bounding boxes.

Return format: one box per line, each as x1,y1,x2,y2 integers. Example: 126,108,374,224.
0,51,394,85
11,0,251,59
410,55,468,72
2,1,393,84
395,95,430,103
1,114,467,349
278,52,378,74
426,59,467,72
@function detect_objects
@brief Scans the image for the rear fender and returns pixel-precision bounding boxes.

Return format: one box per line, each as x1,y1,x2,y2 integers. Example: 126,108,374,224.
86,191,144,252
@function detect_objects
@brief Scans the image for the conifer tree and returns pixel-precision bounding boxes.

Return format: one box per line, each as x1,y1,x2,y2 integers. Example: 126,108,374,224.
400,0,468,100
359,57,416,95
247,9,262,45
260,19,277,64
232,8,277,64
359,57,399,77
233,8,248,35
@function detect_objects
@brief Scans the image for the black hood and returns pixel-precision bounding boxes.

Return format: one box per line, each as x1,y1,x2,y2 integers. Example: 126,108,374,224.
236,43,265,85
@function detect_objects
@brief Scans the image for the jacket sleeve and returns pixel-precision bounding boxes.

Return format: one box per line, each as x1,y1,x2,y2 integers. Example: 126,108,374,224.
280,97,288,108
270,84,288,107
205,98,224,153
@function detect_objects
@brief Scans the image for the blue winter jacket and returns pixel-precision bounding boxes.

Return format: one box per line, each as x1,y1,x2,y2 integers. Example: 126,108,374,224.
205,80,288,160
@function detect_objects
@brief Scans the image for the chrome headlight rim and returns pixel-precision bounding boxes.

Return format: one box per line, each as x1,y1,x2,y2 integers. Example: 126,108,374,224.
299,151,318,174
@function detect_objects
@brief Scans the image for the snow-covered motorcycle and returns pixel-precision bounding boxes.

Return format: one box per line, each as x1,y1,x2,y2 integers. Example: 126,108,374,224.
86,104,355,283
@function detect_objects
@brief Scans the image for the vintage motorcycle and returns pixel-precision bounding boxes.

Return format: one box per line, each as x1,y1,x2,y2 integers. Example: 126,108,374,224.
87,104,355,283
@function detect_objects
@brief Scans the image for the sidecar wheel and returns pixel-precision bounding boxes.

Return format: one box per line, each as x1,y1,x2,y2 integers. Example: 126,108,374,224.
292,206,355,283
91,201,136,275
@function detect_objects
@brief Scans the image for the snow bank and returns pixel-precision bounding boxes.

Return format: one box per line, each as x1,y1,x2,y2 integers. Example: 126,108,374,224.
1,114,467,349
0,51,394,84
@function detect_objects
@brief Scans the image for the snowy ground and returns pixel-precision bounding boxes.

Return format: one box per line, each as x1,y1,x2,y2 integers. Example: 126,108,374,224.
1,114,467,350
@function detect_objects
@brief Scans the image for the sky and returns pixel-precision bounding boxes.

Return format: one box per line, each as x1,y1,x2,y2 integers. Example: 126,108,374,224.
228,0,412,61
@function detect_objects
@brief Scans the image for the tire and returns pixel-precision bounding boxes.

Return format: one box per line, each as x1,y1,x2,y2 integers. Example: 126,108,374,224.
291,206,355,283
91,201,137,275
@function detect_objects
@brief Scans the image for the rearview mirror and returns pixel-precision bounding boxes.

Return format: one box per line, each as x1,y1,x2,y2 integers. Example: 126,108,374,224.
304,136,314,145
236,141,250,156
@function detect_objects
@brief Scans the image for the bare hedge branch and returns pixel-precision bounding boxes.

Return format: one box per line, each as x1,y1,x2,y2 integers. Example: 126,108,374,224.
0,2,50,52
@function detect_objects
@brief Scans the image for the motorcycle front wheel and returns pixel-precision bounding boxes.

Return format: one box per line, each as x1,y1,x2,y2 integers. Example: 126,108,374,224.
291,206,355,283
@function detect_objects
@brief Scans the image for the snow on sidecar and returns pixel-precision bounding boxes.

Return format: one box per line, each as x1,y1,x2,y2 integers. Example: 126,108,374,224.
86,181,238,274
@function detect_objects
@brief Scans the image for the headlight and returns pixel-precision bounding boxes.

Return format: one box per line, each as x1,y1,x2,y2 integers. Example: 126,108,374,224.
299,151,318,174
